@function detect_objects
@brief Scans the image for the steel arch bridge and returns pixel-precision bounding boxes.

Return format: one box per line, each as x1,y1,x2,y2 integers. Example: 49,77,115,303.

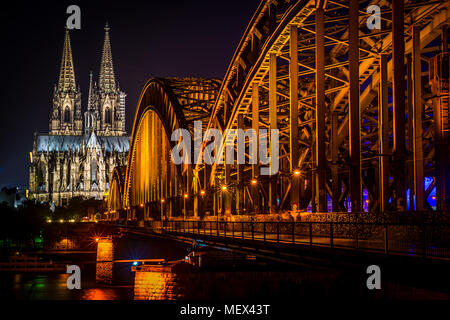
108,0,450,223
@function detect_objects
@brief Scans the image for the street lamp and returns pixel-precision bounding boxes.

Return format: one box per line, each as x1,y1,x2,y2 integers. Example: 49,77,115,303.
294,169,301,176
251,179,258,185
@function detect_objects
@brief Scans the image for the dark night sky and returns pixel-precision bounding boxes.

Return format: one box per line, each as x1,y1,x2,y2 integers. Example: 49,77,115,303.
0,0,261,189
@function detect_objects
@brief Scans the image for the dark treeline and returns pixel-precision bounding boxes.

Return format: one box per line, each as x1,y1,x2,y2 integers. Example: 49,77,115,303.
0,197,103,249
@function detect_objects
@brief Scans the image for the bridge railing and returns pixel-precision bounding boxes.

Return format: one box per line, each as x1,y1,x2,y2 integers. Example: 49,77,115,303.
163,220,450,260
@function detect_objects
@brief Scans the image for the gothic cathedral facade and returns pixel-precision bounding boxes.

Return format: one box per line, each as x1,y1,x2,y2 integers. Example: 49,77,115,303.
29,25,130,206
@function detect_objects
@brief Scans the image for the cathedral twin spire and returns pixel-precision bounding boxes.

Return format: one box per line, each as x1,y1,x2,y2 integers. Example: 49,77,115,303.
58,28,77,93
99,23,116,93
51,24,126,137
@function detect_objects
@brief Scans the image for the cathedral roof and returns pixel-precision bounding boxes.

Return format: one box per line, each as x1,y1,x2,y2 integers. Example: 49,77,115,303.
36,134,130,153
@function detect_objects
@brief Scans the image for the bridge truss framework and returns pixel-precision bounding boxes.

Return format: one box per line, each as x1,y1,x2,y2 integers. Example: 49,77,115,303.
108,0,450,221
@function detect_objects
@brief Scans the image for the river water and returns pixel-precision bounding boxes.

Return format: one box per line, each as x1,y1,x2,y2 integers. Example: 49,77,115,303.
0,236,190,300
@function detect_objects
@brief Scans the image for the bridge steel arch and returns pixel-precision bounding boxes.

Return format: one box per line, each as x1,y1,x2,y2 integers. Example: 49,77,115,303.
107,166,126,220
115,0,449,223
123,78,220,223
192,0,449,216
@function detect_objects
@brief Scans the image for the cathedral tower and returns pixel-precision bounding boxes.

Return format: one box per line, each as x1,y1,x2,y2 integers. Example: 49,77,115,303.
98,23,126,136
50,28,82,135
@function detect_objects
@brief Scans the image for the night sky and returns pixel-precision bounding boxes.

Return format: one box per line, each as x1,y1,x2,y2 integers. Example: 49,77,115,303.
0,0,261,189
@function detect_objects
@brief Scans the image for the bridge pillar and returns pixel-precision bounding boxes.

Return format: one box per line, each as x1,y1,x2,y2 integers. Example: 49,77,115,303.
289,25,300,211
315,5,328,212
392,0,407,211
412,26,425,211
193,171,199,218
331,112,340,212
237,114,245,215
252,83,260,214
378,54,390,212
96,237,116,284
269,52,278,214
348,0,362,212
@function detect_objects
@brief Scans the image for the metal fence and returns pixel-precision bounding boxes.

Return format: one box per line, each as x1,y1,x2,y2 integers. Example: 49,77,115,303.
163,220,450,259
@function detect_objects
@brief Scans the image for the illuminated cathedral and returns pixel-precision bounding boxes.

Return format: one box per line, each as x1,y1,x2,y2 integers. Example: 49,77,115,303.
29,25,130,206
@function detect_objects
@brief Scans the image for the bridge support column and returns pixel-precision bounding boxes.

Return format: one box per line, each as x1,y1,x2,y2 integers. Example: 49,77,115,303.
237,114,245,215
289,25,300,211
379,54,390,212
331,112,340,212
315,4,327,212
252,83,260,214
348,0,361,213
392,0,406,211
412,26,424,211
193,171,199,218
224,161,232,216
269,52,278,214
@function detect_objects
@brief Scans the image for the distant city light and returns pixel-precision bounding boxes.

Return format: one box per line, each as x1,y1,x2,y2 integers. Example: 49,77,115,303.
221,185,228,191
251,179,258,185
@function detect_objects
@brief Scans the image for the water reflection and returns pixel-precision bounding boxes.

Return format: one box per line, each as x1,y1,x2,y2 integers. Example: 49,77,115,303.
1,272,132,300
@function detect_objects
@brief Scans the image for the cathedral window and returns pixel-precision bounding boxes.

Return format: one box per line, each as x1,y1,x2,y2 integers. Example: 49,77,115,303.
64,107,71,123
105,108,112,125
91,158,97,183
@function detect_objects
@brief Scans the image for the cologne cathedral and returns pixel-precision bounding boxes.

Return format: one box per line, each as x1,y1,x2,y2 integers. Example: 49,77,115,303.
29,25,130,206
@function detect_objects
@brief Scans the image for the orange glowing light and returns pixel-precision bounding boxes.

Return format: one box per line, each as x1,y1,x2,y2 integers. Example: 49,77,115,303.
200,190,206,196
95,238,100,242
251,179,258,185
140,203,144,208
221,185,227,191
161,198,165,203
184,193,189,199
294,170,301,176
